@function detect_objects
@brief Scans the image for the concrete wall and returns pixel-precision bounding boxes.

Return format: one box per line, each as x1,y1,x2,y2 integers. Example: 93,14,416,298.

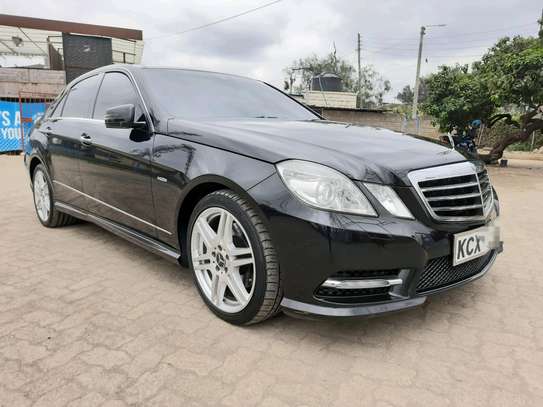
0,68,65,98
302,91,357,109
318,107,441,139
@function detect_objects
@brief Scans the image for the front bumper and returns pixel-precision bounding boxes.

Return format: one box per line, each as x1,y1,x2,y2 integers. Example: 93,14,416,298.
248,173,502,318
280,249,500,318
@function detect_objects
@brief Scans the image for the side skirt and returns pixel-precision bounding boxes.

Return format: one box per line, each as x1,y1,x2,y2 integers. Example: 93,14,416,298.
55,202,181,264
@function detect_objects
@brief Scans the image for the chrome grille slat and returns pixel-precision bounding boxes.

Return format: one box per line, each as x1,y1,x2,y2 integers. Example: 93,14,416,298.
426,192,481,201
408,162,494,222
430,204,483,211
420,181,479,192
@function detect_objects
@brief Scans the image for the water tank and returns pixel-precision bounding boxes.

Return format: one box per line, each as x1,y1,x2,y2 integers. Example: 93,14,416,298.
311,73,343,92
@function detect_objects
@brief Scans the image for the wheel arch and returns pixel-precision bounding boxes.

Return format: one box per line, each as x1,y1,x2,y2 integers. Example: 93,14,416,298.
29,155,45,182
176,174,269,266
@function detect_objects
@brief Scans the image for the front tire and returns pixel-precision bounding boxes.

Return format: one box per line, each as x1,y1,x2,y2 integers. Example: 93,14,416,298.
32,164,77,228
187,190,282,325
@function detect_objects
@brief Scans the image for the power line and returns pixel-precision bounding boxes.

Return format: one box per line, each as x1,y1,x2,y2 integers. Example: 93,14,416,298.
359,22,538,59
363,29,537,50
363,42,495,52
147,0,284,41
363,42,497,54
424,54,486,59
427,22,537,39
361,21,537,42
365,49,487,59
363,34,535,51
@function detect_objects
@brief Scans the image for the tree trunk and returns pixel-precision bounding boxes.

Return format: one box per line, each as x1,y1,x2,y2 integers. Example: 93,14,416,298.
480,128,532,163
479,109,542,164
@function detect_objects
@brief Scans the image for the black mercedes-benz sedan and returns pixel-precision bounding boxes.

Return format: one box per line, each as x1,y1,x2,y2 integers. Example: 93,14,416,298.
25,65,502,325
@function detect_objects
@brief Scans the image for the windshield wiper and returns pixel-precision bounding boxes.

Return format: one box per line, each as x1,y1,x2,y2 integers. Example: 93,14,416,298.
252,115,279,119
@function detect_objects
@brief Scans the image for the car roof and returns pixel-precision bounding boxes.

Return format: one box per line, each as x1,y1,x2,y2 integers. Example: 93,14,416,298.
75,64,258,84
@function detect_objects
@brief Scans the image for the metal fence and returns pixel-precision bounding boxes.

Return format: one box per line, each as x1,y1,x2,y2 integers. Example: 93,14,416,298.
0,92,56,154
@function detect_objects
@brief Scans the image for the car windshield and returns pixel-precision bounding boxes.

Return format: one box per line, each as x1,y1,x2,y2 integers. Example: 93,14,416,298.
142,68,318,121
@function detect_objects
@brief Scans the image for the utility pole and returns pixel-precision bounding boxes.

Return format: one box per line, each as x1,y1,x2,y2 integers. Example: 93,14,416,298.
289,74,294,94
357,32,362,109
539,7,543,42
412,24,446,119
412,26,425,119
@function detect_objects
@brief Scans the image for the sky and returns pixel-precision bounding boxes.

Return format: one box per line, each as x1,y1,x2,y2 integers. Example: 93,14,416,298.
1,0,542,102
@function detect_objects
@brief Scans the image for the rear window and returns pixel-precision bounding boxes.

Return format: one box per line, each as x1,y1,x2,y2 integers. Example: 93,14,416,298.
62,75,101,118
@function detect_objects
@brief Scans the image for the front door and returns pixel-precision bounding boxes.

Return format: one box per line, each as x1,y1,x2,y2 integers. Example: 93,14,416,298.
79,71,157,237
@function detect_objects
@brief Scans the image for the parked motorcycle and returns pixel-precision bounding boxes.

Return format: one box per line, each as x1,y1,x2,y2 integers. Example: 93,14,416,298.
440,120,481,155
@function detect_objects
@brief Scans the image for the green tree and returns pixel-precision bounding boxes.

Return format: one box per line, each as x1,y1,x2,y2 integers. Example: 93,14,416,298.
396,85,414,105
421,35,543,162
397,80,427,105
422,65,494,133
359,65,391,107
285,52,356,93
284,51,390,107
474,36,543,161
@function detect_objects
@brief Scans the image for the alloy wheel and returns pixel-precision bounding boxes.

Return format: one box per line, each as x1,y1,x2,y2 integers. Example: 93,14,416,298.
190,207,256,313
33,170,51,222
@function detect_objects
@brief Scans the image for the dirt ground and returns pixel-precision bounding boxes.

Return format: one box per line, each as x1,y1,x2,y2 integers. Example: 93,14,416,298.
1,155,542,407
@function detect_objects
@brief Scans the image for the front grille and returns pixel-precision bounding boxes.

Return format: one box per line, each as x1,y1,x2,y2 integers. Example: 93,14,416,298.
408,162,493,221
417,251,494,293
315,269,399,304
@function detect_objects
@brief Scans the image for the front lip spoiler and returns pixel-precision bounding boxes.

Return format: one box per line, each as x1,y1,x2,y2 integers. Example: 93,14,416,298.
281,242,502,318
280,296,426,317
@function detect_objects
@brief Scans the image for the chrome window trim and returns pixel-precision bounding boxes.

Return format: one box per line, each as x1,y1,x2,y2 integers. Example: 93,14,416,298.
58,67,155,133
408,161,494,222
52,117,104,122
53,180,171,235
112,67,156,134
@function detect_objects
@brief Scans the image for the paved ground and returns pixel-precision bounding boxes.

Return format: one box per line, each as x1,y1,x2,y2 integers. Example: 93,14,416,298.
1,155,543,407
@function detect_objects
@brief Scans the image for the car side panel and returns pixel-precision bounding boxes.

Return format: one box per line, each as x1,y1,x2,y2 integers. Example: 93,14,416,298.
151,133,277,249
34,118,88,210
79,120,157,237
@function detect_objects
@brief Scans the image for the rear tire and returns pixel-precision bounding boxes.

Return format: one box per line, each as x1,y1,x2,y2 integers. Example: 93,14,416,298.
32,164,77,228
187,189,282,325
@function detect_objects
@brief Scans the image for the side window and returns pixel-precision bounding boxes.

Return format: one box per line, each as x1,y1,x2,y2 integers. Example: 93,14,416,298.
93,72,143,120
48,92,66,119
62,75,101,118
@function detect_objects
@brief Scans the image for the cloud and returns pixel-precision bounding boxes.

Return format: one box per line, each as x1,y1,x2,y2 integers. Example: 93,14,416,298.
3,0,542,101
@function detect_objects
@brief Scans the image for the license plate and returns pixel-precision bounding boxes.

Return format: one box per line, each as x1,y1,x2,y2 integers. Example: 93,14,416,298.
453,223,500,266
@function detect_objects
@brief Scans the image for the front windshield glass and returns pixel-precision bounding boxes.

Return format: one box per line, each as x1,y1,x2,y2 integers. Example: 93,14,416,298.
142,68,318,121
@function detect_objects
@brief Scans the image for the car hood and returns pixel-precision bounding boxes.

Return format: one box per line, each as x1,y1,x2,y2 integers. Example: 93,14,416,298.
165,118,468,185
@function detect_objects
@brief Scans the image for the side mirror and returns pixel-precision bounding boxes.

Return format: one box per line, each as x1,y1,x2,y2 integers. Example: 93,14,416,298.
105,104,145,129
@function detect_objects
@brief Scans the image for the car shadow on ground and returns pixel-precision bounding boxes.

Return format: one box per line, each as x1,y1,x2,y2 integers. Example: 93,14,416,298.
63,218,480,342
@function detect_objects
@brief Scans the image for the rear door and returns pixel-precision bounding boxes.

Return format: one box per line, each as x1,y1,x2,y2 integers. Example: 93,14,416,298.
79,71,157,237
41,74,101,209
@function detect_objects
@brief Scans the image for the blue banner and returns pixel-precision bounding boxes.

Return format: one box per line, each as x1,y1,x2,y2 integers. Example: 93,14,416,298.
0,101,46,152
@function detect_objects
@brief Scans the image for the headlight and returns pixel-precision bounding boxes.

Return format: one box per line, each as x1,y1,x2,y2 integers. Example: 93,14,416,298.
276,160,377,216
364,183,414,219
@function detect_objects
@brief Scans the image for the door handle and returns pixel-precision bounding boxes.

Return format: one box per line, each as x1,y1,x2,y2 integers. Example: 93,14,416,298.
80,133,93,146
